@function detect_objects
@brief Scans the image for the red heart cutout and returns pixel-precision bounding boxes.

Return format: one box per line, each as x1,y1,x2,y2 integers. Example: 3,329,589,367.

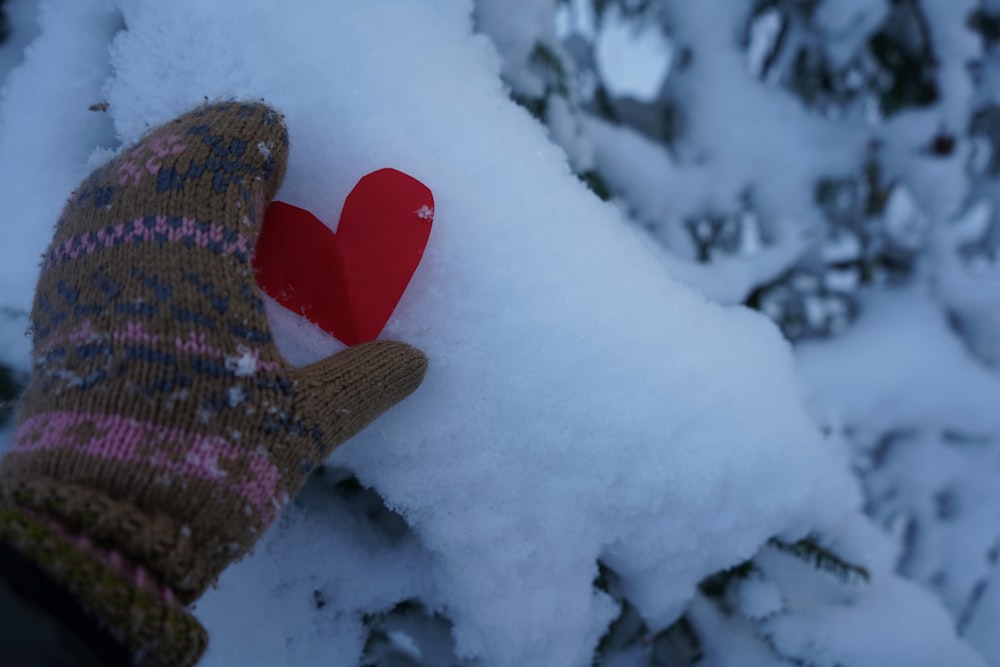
252,168,433,346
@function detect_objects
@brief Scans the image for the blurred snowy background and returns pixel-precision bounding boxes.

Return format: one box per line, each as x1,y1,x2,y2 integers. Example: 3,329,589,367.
1,0,999,665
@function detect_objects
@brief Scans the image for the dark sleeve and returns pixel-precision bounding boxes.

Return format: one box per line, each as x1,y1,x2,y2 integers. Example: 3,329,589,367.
0,539,133,667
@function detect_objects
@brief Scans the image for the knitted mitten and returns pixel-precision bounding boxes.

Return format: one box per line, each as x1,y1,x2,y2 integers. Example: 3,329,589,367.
0,102,427,665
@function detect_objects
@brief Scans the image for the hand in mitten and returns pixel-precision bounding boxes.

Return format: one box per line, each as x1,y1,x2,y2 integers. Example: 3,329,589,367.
0,102,427,665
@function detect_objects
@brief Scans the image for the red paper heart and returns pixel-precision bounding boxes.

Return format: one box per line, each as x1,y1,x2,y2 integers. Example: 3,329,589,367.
253,168,434,346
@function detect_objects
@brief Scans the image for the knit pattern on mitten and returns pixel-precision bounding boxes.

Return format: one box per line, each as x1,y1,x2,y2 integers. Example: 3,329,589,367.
0,102,426,664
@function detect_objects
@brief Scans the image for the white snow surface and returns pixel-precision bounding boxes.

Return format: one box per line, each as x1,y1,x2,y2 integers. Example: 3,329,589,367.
595,6,673,101
0,1,986,666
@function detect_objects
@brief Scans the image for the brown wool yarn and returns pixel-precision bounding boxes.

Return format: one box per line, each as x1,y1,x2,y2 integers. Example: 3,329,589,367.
0,101,427,665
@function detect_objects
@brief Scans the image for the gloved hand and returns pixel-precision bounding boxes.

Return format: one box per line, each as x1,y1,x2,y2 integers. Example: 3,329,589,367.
0,102,427,665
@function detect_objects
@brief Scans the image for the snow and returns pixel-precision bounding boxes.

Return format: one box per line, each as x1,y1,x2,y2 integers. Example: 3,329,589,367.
883,186,928,251
966,567,1000,660
734,573,784,621
0,0,38,84
225,348,259,378
762,571,985,667
812,0,889,68
655,0,866,231
746,8,783,79
796,287,1000,436
583,116,814,305
555,1,597,42
0,0,993,666
594,6,673,101
793,285,1000,663
415,205,435,222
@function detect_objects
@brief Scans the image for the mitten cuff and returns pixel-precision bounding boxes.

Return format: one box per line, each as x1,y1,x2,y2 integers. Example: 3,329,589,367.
1,475,214,602
0,506,207,667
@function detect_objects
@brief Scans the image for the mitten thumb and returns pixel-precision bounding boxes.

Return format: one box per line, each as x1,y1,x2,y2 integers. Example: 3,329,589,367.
289,341,427,459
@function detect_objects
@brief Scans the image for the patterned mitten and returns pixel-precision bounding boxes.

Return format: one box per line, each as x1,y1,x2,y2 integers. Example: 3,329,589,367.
0,102,427,665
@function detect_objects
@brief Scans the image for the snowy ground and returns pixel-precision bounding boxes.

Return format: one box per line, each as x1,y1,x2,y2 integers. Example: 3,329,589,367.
0,1,997,666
